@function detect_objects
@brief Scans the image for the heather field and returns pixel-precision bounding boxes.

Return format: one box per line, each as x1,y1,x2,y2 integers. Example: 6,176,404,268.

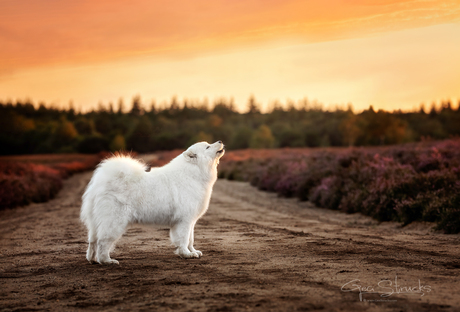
0,153,106,209
218,139,460,234
2,139,459,234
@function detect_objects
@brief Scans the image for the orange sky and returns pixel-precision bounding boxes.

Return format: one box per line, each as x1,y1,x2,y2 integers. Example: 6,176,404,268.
1,0,459,112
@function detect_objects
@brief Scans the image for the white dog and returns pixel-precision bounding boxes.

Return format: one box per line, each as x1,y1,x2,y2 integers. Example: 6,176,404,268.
80,141,225,264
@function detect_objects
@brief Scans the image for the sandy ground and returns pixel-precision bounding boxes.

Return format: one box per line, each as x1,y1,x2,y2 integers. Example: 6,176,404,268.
1,168,459,311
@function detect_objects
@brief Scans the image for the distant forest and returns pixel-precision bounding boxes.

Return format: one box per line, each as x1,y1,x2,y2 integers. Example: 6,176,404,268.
1,96,459,155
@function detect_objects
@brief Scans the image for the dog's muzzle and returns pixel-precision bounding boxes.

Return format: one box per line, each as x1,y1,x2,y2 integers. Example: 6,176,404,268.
216,146,225,154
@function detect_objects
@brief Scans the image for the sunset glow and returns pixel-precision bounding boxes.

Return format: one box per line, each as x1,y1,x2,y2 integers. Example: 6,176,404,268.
1,0,459,111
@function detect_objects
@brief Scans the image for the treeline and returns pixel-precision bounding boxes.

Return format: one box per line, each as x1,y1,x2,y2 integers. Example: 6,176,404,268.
1,96,459,155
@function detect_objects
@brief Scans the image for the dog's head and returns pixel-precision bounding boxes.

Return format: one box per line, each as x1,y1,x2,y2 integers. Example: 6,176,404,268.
182,141,225,168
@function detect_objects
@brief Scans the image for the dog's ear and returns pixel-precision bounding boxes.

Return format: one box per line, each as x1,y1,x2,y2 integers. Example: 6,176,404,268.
183,151,197,163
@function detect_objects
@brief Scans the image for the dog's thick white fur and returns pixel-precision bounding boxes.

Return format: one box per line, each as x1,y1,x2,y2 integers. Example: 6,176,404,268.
80,141,225,264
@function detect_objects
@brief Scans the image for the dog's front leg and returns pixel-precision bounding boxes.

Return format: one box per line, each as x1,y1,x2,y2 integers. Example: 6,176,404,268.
187,222,202,257
170,221,201,259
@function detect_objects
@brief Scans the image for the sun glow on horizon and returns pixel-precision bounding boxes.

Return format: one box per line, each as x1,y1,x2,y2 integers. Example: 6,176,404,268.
1,1,459,112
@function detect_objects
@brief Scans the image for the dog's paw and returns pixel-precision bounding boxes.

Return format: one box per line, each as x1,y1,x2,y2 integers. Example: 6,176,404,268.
188,247,202,258
188,252,201,259
99,259,119,265
181,252,200,259
177,248,201,259
86,254,97,263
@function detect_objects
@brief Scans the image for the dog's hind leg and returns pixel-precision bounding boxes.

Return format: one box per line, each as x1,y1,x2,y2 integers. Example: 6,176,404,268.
170,221,200,259
82,194,98,263
96,239,120,265
95,199,128,265
86,223,98,263
187,221,202,257
96,221,127,265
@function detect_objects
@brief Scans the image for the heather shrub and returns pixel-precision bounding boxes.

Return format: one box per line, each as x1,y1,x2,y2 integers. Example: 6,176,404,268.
219,159,255,181
339,188,368,214
274,159,307,197
0,154,105,209
0,163,62,209
392,168,459,225
52,161,90,178
219,139,460,233
309,176,343,210
435,184,460,234
296,153,339,201
252,159,288,191
359,155,417,221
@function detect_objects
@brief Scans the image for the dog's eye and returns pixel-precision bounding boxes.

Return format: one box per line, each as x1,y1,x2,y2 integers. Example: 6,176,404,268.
206,146,210,149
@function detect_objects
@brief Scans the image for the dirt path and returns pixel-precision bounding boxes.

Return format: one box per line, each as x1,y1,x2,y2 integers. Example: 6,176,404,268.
1,170,459,311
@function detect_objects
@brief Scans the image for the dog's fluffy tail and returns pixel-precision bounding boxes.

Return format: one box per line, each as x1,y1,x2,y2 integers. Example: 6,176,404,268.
95,155,147,181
